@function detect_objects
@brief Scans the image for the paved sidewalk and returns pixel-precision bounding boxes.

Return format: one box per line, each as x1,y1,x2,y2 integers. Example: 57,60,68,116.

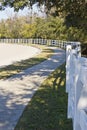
0,43,40,67
0,47,65,130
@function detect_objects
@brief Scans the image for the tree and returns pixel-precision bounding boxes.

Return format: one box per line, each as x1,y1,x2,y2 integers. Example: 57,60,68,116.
35,17,67,40
0,0,86,43
0,0,30,10
0,20,7,38
64,0,87,29
21,23,36,38
5,15,24,38
0,0,87,29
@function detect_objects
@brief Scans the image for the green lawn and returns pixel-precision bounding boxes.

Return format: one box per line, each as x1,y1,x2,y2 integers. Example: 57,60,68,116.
15,63,73,130
0,45,53,79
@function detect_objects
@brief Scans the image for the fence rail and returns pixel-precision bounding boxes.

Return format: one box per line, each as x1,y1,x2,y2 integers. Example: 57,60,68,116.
0,38,81,50
66,44,87,130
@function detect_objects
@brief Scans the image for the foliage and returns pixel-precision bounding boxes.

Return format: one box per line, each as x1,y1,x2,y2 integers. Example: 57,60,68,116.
64,0,87,29
0,0,87,29
0,1,87,43
21,23,36,38
0,20,7,38
0,0,29,11
66,27,87,42
0,15,86,43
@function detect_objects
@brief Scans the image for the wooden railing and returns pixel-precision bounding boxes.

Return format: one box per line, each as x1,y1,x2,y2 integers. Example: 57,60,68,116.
66,44,87,130
0,38,82,50
0,38,67,49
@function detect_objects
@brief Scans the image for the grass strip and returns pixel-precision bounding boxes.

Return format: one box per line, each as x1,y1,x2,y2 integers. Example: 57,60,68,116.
0,45,53,79
15,63,73,130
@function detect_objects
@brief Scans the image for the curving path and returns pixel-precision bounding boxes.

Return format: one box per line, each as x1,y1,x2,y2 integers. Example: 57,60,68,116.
0,47,65,130
0,43,41,68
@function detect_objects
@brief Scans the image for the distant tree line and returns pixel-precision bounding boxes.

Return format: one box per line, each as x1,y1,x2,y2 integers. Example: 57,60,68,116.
0,14,86,43
0,0,87,43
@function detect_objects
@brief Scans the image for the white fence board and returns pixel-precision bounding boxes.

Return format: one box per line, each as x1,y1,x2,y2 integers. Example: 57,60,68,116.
66,44,87,130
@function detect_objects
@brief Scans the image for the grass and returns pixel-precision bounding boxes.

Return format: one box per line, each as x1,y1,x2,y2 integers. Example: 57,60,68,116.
0,44,53,79
15,63,73,130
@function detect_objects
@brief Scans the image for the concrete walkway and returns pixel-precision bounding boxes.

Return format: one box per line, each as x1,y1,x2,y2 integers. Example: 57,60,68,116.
0,47,65,130
0,44,40,67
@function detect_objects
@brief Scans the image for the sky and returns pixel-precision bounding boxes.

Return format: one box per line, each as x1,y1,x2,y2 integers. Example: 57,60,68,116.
0,7,29,20
0,4,45,20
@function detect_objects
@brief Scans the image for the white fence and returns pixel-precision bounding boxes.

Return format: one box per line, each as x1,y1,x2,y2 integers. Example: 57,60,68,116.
0,38,79,49
66,44,87,130
0,38,67,48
